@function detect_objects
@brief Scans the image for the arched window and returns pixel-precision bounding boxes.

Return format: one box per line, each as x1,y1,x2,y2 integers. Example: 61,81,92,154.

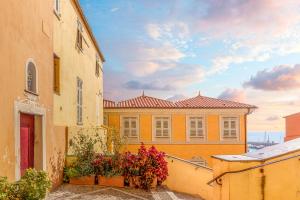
26,60,37,94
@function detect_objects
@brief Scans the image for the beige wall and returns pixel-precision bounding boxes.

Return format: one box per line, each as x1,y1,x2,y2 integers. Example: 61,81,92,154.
53,0,104,127
0,0,65,186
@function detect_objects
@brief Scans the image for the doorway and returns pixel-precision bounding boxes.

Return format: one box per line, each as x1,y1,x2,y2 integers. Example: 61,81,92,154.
20,113,35,176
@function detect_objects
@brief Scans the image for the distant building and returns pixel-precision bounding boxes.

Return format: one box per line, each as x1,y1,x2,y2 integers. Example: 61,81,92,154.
104,93,256,166
285,112,300,141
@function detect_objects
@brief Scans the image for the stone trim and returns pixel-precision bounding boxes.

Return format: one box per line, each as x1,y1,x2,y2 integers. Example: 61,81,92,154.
14,99,46,180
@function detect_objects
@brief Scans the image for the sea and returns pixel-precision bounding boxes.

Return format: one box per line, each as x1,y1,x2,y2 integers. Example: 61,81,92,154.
247,131,285,143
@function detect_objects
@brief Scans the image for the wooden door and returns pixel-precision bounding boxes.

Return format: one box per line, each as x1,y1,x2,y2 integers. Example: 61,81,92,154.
20,113,34,176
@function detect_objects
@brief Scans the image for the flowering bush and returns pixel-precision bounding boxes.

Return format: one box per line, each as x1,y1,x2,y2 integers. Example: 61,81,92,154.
92,154,123,177
123,144,168,189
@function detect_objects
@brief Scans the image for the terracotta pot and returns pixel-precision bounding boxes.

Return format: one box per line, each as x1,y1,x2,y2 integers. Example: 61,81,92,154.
129,176,157,188
98,176,124,187
129,176,141,188
69,176,95,185
151,176,157,188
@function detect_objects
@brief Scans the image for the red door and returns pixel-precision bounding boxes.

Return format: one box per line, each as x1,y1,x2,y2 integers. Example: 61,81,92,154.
20,113,34,176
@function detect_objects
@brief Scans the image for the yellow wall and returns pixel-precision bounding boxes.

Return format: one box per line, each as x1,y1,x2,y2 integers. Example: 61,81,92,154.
0,0,65,187
165,156,213,199
105,110,248,166
53,0,104,127
212,151,300,200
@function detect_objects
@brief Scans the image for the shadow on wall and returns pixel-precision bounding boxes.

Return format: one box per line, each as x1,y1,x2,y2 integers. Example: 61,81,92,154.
49,150,64,189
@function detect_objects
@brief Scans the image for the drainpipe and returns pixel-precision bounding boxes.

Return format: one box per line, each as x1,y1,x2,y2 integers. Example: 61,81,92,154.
245,108,250,153
260,168,265,200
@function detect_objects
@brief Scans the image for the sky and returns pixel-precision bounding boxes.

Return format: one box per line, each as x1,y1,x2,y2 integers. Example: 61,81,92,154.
79,0,300,132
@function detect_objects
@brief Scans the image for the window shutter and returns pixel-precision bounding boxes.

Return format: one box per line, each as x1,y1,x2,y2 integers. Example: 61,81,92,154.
53,55,60,94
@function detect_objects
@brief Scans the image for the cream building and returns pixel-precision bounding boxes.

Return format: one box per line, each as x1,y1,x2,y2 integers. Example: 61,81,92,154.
53,0,105,131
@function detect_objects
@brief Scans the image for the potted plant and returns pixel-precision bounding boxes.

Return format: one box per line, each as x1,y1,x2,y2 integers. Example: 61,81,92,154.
64,164,95,185
92,153,125,187
65,133,99,185
123,144,168,189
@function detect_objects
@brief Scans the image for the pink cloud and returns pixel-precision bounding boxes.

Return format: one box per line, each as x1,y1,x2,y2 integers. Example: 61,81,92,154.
244,64,300,90
218,88,246,102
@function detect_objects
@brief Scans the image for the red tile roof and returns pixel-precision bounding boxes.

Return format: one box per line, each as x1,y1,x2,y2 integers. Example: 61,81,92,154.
103,99,116,108
115,95,176,108
104,94,256,109
176,95,257,109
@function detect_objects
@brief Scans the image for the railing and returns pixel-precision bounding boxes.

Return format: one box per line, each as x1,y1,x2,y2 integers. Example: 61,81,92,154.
166,155,212,171
207,153,300,185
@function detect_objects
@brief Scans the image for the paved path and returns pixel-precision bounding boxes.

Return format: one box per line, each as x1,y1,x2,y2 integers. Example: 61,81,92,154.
47,184,202,200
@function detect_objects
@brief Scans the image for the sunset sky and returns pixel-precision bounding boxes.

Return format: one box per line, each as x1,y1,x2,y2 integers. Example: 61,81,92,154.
79,0,300,132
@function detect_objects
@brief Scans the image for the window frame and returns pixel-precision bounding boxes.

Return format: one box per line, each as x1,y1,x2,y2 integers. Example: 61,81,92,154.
95,54,101,77
120,115,139,142
152,115,171,142
76,20,83,51
103,114,108,126
220,116,240,141
25,59,38,95
186,115,206,142
53,0,61,18
76,77,83,125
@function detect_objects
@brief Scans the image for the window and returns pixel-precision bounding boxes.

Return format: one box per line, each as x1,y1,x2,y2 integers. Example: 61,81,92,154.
221,117,239,140
26,61,37,94
76,77,83,125
95,55,101,77
76,20,83,50
187,116,205,139
121,116,138,138
54,0,60,15
53,54,60,94
103,114,108,126
154,117,170,138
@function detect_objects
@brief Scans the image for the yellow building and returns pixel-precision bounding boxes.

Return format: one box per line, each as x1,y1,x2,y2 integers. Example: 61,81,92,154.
53,0,105,132
210,138,300,200
104,93,256,166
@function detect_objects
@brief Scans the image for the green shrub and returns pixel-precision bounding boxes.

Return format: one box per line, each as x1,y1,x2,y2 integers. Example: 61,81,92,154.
0,169,51,200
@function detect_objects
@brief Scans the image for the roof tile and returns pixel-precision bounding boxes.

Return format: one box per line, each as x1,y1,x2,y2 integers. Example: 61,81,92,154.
104,94,256,109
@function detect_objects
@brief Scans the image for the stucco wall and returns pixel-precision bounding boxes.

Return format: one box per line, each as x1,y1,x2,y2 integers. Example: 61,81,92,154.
105,110,248,166
53,0,104,127
285,113,300,141
0,0,65,186
165,156,213,200
212,152,300,200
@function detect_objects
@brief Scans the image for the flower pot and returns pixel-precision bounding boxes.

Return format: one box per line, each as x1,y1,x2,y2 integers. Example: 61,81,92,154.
98,176,124,187
129,176,141,188
69,176,95,185
129,176,157,188
151,176,157,188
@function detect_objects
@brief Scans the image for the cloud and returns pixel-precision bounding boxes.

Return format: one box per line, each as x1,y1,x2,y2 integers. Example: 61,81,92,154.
166,94,187,102
244,64,300,91
146,24,161,39
124,80,174,91
110,7,119,12
266,116,280,121
218,89,246,102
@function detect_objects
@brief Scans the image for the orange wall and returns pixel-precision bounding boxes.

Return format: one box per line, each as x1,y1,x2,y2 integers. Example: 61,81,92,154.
105,111,247,166
0,0,65,186
285,113,300,141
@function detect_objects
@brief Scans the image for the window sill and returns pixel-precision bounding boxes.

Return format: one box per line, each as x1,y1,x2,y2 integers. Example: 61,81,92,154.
77,122,83,126
155,136,170,138
24,90,39,96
